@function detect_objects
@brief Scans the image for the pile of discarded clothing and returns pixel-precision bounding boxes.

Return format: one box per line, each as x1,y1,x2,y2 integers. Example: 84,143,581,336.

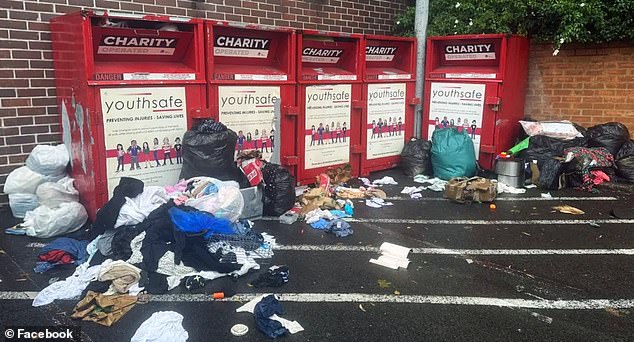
5,144,88,237
30,175,278,335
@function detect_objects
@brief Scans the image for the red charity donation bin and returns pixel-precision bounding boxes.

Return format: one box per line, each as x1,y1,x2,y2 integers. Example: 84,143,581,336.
361,35,418,176
205,21,297,175
422,34,529,169
297,30,363,184
51,11,207,220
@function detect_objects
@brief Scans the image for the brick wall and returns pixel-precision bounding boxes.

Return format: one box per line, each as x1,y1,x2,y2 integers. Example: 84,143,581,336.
0,0,409,206
525,42,634,136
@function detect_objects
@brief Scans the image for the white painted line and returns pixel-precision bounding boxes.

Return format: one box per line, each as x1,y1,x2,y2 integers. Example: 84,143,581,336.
343,218,634,225
383,196,618,202
275,245,634,255
260,217,634,225
1,291,632,309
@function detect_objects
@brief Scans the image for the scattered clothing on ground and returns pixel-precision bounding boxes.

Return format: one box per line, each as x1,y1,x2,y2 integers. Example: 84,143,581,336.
71,291,137,326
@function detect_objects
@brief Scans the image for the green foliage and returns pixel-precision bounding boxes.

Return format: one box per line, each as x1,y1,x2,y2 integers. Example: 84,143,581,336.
393,0,634,48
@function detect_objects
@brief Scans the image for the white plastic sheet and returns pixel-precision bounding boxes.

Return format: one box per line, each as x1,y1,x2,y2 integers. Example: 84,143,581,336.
8,193,39,218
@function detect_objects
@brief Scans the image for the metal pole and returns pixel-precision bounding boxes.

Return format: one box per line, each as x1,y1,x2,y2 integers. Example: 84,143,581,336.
414,0,429,138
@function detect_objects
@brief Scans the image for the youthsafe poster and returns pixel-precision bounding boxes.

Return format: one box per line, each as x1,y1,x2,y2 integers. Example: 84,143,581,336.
101,87,187,197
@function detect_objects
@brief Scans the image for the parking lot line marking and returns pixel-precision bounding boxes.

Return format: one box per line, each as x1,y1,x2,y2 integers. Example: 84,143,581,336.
1,291,631,309
342,218,634,225
274,245,634,255
382,196,618,201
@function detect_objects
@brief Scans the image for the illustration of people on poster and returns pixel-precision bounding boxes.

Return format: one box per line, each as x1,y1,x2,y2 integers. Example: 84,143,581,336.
366,83,406,159
218,86,280,160
427,82,485,158
101,87,187,197
304,84,351,169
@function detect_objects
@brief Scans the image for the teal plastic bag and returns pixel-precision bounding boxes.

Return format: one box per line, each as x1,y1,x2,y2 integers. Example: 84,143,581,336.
431,128,477,180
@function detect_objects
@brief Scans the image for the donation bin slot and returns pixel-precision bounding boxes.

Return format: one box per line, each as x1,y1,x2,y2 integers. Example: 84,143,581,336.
361,35,417,176
422,34,528,170
52,11,207,220
205,21,297,175
297,31,363,184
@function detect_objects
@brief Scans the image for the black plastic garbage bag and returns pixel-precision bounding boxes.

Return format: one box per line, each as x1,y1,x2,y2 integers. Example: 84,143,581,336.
400,138,432,176
538,158,566,190
261,163,295,216
616,140,634,160
179,120,249,187
615,140,634,182
525,135,587,162
587,122,630,156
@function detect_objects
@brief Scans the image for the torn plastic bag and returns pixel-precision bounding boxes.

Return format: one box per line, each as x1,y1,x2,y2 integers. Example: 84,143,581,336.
400,138,432,176
431,128,476,180
525,135,587,162
179,121,250,187
587,122,630,156
36,177,79,208
261,163,296,216
23,202,88,238
3,166,47,194
8,193,39,219
25,144,69,176
185,185,244,223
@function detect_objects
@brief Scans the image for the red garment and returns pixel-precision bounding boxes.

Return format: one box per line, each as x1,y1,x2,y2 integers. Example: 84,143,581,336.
38,250,75,264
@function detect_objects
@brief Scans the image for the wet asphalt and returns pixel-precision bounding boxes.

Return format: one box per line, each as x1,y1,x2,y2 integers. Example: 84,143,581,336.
1,169,634,342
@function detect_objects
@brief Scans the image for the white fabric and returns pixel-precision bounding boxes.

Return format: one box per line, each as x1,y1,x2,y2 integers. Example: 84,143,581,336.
270,315,304,334
32,262,101,307
496,182,527,194
541,192,553,198
4,166,46,194
130,311,189,342
372,176,398,185
236,294,270,313
365,197,393,208
23,201,88,238
413,175,447,192
36,177,79,208
25,144,69,176
86,235,101,264
401,186,424,195
304,208,335,224
115,186,169,228
358,177,372,187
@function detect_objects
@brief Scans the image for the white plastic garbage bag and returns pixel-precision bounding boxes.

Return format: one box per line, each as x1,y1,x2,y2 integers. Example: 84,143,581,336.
23,202,88,238
26,144,69,176
3,166,46,194
130,311,189,342
36,177,80,208
186,186,244,223
8,193,39,218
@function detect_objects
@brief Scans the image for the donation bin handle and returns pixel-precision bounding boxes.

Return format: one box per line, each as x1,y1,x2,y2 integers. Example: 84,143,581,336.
133,29,161,37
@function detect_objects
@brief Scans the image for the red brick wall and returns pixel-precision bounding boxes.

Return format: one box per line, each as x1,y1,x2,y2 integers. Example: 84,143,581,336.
525,42,634,136
0,0,409,206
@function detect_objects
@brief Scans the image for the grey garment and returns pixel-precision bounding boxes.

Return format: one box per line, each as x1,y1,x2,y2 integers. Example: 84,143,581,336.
96,230,117,256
